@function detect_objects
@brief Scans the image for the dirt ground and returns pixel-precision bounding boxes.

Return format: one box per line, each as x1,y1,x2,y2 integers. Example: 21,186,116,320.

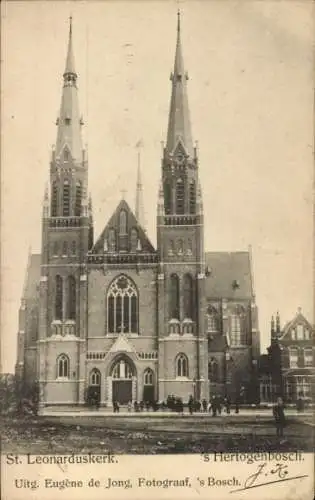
0,414,313,454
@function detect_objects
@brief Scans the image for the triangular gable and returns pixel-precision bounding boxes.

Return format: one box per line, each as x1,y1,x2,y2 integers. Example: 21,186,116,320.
108,334,136,354
92,198,156,255
172,137,188,158
280,311,313,340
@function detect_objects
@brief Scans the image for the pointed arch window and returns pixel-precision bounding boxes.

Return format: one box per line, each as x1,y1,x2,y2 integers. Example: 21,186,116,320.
130,228,138,252
57,354,69,378
71,241,76,256
63,181,70,216
183,274,193,320
111,358,133,379
119,210,127,235
108,229,116,252
170,274,180,320
107,275,138,334
55,275,63,320
189,180,196,214
63,149,70,162
67,275,76,320
144,368,154,385
176,353,188,377
51,182,58,217
229,305,246,346
53,241,59,256
75,181,82,216
164,181,172,215
177,239,184,255
206,306,219,333
90,369,101,386
62,241,68,256
176,178,185,214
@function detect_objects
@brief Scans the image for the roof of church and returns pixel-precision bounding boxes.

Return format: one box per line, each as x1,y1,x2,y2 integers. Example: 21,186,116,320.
22,254,41,301
205,251,253,300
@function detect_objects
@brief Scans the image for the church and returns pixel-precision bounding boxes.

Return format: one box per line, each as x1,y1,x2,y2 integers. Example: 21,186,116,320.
15,14,261,410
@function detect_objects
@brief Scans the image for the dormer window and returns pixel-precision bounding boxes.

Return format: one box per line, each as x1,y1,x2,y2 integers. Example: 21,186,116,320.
119,210,127,235
64,149,70,162
296,324,304,340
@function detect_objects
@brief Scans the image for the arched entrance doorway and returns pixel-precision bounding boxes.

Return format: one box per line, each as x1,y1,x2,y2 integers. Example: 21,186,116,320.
111,357,134,404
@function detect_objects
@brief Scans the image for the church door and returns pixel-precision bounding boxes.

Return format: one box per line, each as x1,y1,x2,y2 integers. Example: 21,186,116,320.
111,358,134,404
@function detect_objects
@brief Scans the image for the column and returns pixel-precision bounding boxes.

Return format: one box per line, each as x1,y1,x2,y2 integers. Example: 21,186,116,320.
132,376,137,403
106,376,112,407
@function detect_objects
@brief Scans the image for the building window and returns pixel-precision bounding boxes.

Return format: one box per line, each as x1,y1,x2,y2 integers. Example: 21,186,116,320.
229,306,245,346
296,376,311,398
51,182,58,217
296,324,304,340
304,329,310,340
304,348,313,367
55,275,63,320
177,239,184,255
176,354,188,377
208,358,218,382
67,275,76,320
169,319,180,334
75,181,82,216
130,228,138,252
291,329,296,340
119,210,127,235
108,228,116,252
57,354,69,378
144,368,154,385
176,178,185,214
107,275,138,334
168,240,175,256
206,306,219,333
90,369,101,386
183,274,193,319
189,180,196,214
63,181,70,216
164,181,172,215
187,238,192,255
71,241,76,255
112,358,133,379
170,274,180,320
289,347,298,368
53,241,59,256
62,241,68,256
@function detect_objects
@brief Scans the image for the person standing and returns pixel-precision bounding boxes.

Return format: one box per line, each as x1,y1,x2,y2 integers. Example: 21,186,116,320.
273,397,286,438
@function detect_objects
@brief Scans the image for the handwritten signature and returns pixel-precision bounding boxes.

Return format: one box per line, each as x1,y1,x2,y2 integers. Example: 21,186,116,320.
230,462,308,493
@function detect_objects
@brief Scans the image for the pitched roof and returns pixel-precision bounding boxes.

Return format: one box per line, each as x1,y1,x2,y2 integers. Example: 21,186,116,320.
280,311,314,340
92,199,156,255
205,251,253,300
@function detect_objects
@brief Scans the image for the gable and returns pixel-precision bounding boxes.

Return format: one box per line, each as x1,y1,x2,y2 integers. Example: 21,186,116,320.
92,199,156,256
109,334,136,354
280,312,313,342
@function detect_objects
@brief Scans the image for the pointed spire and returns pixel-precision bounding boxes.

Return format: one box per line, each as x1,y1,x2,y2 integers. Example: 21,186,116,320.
55,17,83,163
166,11,193,157
157,180,165,216
64,16,76,78
135,141,146,230
42,183,49,217
271,315,275,334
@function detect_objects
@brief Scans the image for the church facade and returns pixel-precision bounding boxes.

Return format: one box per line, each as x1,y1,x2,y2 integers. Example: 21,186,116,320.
15,15,261,409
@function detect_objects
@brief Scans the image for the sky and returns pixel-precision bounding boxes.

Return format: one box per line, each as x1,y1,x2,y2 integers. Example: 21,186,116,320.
1,0,314,373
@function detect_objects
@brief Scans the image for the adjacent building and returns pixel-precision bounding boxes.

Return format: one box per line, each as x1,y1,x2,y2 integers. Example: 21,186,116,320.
15,14,260,410
259,309,314,404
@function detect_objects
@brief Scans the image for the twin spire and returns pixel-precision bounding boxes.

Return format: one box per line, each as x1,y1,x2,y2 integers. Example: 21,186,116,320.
54,12,193,224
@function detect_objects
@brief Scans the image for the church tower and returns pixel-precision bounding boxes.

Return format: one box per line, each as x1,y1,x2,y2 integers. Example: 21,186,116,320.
157,12,207,401
38,18,92,407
